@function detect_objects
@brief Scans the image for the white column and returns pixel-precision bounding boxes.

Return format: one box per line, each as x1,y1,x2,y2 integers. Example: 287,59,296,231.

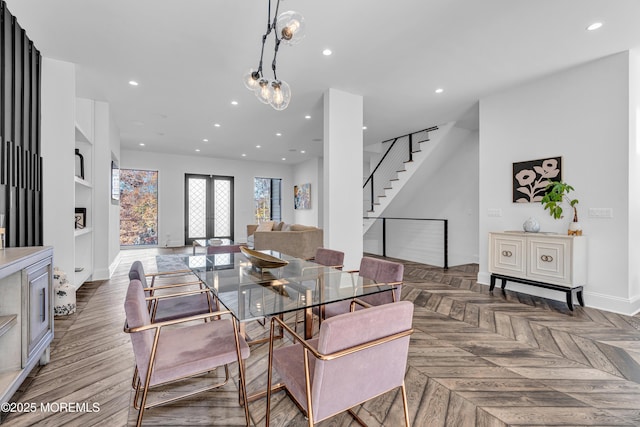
323,88,363,270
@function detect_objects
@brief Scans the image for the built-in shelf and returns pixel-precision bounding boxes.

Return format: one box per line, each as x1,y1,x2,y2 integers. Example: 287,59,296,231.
74,122,92,144
74,176,92,188
74,227,93,238
0,315,17,338
74,269,91,289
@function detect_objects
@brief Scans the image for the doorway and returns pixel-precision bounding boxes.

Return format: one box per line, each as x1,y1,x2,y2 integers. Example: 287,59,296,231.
184,174,234,244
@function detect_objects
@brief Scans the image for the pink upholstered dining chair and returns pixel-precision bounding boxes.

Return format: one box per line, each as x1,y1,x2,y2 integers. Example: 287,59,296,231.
128,260,216,322
321,256,404,319
265,300,414,426
124,279,251,427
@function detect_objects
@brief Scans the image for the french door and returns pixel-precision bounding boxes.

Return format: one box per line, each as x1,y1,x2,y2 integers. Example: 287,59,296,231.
184,174,234,244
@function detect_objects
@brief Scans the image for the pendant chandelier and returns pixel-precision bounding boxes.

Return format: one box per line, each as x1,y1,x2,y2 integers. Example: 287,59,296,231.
243,0,306,111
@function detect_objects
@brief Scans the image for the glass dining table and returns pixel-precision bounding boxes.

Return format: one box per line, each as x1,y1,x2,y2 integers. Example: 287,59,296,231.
165,249,399,340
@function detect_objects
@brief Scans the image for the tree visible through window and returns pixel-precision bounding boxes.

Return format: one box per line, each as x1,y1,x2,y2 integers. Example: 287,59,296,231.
120,169,159,246
254,178,281,222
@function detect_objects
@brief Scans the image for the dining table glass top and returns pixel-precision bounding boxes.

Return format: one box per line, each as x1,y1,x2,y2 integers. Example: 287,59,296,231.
172,250,397,322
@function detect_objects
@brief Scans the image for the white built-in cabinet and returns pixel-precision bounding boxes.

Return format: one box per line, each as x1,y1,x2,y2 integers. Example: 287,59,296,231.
74,98,94,287
488,231,587,310
0,247,54,404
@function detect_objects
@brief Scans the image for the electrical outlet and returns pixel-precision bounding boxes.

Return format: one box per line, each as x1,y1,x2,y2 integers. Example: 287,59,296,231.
487,208,502,217
588,208,613,218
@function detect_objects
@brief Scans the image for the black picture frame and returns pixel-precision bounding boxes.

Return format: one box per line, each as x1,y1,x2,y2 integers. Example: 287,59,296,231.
75,208,86,229
111,160,120,203
512,156,562,203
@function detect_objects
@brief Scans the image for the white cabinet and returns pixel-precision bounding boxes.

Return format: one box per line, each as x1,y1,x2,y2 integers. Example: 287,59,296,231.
488,231,587,310
0,247,54,405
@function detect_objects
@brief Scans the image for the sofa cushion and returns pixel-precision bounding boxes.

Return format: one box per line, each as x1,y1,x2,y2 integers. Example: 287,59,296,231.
272,221,285,231
256,221,275,231
289,224,317,231
282,223,292,232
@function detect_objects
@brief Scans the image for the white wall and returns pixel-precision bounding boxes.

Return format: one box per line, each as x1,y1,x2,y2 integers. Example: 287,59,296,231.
293,157,321,226
41,58,75,278
479,51,639,314
384,127,479,266
629,49,640,303
121,150,294,246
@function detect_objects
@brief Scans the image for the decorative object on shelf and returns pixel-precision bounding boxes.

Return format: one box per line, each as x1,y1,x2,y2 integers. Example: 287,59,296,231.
75,148,85,180
294,183,310,209
75,208,86,229
522,217,540,233
53,267,76,315
513,157,561,203
540,180,581,235
242,0,306,110
241,246,289,269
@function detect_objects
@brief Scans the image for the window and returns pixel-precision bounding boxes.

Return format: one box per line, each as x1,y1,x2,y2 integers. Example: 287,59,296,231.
254,178,282,222
120,169,159,246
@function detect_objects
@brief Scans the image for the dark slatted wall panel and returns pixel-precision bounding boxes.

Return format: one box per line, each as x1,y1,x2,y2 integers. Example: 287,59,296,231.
0,1,42,247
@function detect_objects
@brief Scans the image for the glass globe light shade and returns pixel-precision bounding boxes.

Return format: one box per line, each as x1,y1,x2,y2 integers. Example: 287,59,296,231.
269,80,291,110
243,69,261,91
255,78,273,104
276,11,306,46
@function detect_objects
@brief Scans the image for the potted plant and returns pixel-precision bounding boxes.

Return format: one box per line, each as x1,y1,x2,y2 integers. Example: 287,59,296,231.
540,181,581,235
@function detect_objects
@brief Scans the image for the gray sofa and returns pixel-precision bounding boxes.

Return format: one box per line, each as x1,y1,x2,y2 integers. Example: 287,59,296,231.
247,223,323,260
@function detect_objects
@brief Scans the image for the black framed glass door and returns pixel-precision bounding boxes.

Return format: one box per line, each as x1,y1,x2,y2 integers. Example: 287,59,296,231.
184,174,234,244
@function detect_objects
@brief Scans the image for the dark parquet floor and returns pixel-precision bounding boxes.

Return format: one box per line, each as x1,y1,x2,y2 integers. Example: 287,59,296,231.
3,248,640,426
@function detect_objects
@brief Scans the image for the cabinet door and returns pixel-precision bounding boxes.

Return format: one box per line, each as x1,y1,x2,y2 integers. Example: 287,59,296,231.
25,259,51,358
489,234,525,277
527,237,571,286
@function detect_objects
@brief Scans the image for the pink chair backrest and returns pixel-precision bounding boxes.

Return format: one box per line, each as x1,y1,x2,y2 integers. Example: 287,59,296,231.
358,257,404,304
314,248,344,267
311,300,413,421
129,260,149,288
124,279,154,382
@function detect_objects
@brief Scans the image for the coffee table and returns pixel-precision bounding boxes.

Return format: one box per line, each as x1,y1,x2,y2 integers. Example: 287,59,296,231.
191,238,246,255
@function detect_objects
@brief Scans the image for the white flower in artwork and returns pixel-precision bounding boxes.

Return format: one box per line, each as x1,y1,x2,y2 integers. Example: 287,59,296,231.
515,158,560,203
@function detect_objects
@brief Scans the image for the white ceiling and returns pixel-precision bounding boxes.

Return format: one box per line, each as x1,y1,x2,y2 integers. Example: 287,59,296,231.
6,0,640,164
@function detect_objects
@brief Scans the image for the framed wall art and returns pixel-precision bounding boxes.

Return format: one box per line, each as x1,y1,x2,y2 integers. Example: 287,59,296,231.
75,208,86,229
513,156,562,203
294,183,311,209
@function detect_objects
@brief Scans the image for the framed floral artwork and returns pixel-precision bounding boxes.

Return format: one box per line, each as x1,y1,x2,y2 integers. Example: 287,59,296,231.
513,157,562,203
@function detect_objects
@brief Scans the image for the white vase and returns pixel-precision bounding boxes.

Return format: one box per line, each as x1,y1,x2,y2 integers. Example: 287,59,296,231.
523,217,540,233
568,221,582,236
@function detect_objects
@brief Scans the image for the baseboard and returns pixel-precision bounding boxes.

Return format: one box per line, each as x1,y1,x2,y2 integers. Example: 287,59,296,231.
108,251,122,278
478,271,640,316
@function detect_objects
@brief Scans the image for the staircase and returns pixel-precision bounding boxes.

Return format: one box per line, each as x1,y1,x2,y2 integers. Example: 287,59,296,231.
363,122,455,234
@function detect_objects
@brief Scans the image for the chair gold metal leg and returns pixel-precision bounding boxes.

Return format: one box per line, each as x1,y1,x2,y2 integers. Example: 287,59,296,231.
400,382,411,427
232,319,251,426
265,319,275,427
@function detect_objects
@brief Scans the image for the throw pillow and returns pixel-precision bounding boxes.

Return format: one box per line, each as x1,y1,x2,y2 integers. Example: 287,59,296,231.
272,221,285,231
282,223,292,232
256,221,274,232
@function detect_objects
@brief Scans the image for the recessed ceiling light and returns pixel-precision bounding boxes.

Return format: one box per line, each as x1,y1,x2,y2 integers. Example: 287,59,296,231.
322,49,332,56
587,22,603,31
435,88,444,94
305,115,311,119
242,153,247,157
362,126,367,130
139,143,145,146
276,133,282,136
282,157,286,161
195,149,200,152
129,80,139,86
256,145,261,148
203,138,208,142
231,101,238,105
214,123,221,127
301,150,306,154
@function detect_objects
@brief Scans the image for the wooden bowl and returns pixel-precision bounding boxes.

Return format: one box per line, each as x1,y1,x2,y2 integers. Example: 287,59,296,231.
240,246,289,269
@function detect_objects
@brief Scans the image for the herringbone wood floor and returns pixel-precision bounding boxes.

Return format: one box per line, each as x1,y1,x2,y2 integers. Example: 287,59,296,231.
3,248,640,426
